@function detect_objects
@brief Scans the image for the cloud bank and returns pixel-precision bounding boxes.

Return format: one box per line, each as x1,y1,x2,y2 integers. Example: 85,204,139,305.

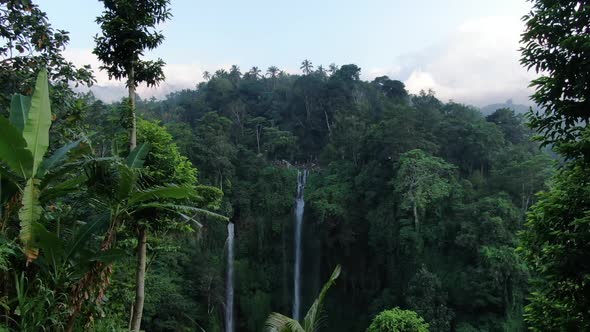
65,15,536,107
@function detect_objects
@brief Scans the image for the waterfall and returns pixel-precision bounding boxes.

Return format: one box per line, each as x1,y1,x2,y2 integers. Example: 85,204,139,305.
293,169,308,321
225,222,235,332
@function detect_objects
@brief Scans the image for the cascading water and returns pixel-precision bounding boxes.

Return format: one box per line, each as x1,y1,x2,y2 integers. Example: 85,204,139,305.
293,169,308,321
225,222,235,332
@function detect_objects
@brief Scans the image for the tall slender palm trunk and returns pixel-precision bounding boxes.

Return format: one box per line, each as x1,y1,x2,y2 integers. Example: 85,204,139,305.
130,227,147,331
128,65,137,150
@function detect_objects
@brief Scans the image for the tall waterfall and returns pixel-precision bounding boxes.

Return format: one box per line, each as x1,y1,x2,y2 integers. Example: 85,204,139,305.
293,170,308,321
225,222,235,332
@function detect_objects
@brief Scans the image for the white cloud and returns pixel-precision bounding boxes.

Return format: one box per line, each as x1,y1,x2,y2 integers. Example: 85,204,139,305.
63,48,216,102
401,16,536,106
64,16,536,107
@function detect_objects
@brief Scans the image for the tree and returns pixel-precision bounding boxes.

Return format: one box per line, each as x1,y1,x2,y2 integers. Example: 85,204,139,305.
94,0,171,150
203,71,211,81
0,0,94,107
300,59,314,75
520,0,590,159
246,66,261,80
366,308,429,332
393,149,454,231
265,265,341,332
518,0,590,329
406,267,453,332
328,63,339,75
266,66,280,79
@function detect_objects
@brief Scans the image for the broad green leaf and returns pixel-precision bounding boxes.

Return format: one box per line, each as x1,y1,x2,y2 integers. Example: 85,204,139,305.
38,136,87,176
18,178,42,263
22,69,52,177
126,143,149,168
0,116,33,178
32,222,65,269
9,94,30,133
128,184,195,205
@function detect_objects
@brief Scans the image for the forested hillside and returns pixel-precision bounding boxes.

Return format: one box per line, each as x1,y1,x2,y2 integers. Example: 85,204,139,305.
1,0,589,331
80,64,551,331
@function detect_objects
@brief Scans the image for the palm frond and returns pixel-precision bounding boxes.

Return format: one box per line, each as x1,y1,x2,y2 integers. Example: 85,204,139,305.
128,184,195,205
133,202,228,222
265,312,305,332
303,265,341,332
38,136,89,176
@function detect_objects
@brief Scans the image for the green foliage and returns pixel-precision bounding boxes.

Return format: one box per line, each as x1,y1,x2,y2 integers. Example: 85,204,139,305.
520,0,590,158
265,265,341,332
366,308,429,332
519,1,590,330
519,161,590,330
94,0,170,87
137,118,197,185
406,267,453,332
0,0,94,107
393,149,455,230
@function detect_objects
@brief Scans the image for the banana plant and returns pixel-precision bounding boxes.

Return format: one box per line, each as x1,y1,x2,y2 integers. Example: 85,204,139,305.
265,265,341,332
0,69,89,263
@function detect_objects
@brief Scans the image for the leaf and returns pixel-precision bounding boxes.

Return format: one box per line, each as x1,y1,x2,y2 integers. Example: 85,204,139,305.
64,213,110,262
38,136,87,176
0,116,33,178
303,265,341,332
9,94,30,133
128,184,195,205
18,178,42,263
32,223,65,269
126,143,149,168
116,164,137,201
265,312,305,332
134,202,227,219
40,174,87,201
22,69,52,177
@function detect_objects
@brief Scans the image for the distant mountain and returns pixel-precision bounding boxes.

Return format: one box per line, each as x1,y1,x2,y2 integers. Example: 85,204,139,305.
480,99,536,116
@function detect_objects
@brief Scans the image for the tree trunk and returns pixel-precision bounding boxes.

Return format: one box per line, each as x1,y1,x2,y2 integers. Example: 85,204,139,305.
324,109,331,134
256,125,261,155
413,202,419,232
130,227,147,331
128,65,137,150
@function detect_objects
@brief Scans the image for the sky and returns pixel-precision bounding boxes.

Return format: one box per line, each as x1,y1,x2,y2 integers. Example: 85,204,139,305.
42,0,536,106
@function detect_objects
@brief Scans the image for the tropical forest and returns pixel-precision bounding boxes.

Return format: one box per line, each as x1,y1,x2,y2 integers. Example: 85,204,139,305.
0,0,588,331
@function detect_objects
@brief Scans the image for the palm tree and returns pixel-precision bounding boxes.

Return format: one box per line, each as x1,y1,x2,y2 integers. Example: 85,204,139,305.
248,66,262,79
328,63,338,75
214,68,227,78
300,59,314,75
266,66,280,78
316,65,327,78
202,71,211,81
265,265,341,332
229,65,242,83
66,146,228,331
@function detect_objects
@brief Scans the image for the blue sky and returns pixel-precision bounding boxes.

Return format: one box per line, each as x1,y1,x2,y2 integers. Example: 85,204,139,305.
42,0,534,106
